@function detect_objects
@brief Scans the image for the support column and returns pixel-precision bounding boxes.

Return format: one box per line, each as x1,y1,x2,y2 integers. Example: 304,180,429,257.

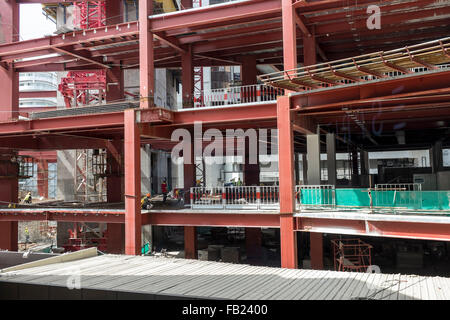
244,135,260,186
302,153,308,184
360,150,369,187
327,133,336,186
0,155,18,251
184,226,197,259
0,1,19,122
106,223,125,254
181,0,193,9
105,0,123,25
351,148,359,186
294,153,300,185
0,2,19,250
37,160,49,199
184,131,195,203
124,110,141,255
106,66,125,103
277,95,297,269
139,0,154,109
279,0,298,269
241,55,257,86
106,139,125,254
245,227,262,262
310,232,324,270
430,141,443,173
182,45,194,108
307,135,321,185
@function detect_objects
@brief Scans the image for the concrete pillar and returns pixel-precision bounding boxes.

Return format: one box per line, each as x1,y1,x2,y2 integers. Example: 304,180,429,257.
351,149,359,186
295,153,300,185
141,145,151,195
245,228,262,262
184,131,195,203
307,135,321,185
184,226,197,259
360,150,369,187
430,141,443,173
326,134,336,186
302,153,308,184
310,232,324,270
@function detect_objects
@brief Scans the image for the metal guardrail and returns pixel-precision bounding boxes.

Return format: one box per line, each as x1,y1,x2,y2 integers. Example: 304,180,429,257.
194,84,284,108
190,186,279,210
296,185,336,210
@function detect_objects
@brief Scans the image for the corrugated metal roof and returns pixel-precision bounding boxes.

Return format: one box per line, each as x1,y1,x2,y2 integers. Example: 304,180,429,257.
1,254,450,300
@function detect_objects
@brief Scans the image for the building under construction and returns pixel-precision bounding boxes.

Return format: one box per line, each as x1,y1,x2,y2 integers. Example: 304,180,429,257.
1,0,450,278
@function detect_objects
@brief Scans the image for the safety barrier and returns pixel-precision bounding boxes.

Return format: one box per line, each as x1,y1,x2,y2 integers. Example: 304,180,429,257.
195,85,284,108
296,185,336,210
190,186,279,210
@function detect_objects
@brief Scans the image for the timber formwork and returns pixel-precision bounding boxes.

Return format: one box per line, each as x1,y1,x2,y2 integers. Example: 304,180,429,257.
0,0,450,269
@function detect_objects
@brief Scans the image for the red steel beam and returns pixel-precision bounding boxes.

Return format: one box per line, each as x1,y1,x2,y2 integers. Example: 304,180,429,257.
142,212,280,228
0,210,124,223
139,0,155,108
297,217,450,242
150,0,282,33
19,91,57,99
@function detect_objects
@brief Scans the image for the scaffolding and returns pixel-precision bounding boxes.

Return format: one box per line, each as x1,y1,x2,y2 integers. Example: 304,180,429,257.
332,239,373,273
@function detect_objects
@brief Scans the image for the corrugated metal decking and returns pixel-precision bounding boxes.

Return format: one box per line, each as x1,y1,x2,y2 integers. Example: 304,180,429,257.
1,255,450,300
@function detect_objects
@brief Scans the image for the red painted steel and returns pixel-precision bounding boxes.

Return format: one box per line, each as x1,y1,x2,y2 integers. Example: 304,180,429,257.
184,226,198,259
280,215,297,269
143,212,280,228
310,232,324,270
139,0,155,108
124,109,141,255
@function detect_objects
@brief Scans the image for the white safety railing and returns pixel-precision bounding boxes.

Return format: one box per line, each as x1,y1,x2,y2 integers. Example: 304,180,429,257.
195,84,284,108
375,183,422,191
190,186,280,210
296,185,336,210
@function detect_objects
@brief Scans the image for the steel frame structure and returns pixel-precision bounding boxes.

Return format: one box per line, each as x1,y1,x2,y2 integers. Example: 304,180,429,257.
0,0,449,268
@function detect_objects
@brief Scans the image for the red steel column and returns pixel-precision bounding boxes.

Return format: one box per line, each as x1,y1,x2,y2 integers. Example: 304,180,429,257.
279,0,298,269
282,0,297,74
106,66,125,103
107,139,125,253
184,130,195,203
302,26,324,270
124,109,141,255
182,45,194,108
245,227,262,262
37,160,49,199
139,0,155,108
181,0,193,9
0,2,19,251
242,56,260,185
241,55,257,86
0,1,19,122
105,0,123,25
310,232,324,270
107,223,125,254
184,226,197,259
277,95,297,269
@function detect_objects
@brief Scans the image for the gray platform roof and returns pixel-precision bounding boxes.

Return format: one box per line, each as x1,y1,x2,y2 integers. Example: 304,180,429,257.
1,253,450,300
